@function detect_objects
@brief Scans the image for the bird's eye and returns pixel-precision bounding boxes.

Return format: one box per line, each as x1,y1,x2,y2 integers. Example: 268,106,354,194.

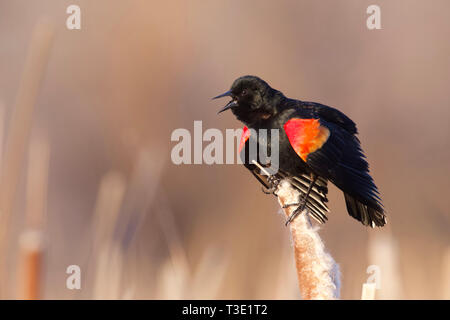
241,90,247,96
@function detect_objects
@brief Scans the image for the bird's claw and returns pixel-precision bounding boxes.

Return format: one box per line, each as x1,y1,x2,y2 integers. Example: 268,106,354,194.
261,175,281,196
261,186,277,194
284,195,308,226
261,175,308,225
282,193,306,209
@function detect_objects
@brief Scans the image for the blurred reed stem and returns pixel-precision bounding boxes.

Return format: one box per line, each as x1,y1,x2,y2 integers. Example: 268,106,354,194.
91,171,126,299
0,20,54,298
25,134,50,229
155,190,190,277
17,231,44,300
17,134,50,299
361,282,377,300
91,172,126,255
91,148,164,299
367,229,404,299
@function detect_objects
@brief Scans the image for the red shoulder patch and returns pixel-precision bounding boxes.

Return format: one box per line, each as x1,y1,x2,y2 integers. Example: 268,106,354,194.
239,126,251,153
283,119,330,161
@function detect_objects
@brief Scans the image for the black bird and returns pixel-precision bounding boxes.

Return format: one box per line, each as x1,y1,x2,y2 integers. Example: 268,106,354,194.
214,75,386,227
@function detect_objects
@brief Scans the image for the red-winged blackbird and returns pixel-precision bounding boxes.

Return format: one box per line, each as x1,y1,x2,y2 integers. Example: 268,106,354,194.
214,75,386,227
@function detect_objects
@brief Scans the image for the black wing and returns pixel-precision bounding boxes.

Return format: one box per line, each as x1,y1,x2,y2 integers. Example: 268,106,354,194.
301,101,358,135
306,120,386,227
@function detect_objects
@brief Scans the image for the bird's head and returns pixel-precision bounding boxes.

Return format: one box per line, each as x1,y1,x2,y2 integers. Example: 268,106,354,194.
213,75,283,125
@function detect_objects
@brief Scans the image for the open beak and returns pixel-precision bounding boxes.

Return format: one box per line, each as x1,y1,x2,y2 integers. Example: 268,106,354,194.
212,90,238,114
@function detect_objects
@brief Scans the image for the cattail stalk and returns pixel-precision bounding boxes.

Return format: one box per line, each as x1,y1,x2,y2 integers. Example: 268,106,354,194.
276,179,340,299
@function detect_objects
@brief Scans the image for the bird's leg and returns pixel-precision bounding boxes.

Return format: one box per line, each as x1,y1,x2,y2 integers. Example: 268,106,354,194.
284,174,318,226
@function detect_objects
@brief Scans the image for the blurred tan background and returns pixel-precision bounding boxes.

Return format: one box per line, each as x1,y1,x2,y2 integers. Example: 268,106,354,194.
0,0,449,299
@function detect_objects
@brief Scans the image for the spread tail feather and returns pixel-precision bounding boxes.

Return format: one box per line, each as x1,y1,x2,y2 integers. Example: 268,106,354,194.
344,193,386,227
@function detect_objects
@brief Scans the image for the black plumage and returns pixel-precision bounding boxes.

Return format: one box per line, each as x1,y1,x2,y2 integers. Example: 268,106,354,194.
215,75,386,227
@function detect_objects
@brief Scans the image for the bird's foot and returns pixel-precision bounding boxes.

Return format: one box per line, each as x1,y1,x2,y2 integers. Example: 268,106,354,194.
284,196,308,226
282,193,306,209
261,175,281,196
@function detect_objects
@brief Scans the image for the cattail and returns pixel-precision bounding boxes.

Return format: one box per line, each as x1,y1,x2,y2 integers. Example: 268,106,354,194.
276,179,340,299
